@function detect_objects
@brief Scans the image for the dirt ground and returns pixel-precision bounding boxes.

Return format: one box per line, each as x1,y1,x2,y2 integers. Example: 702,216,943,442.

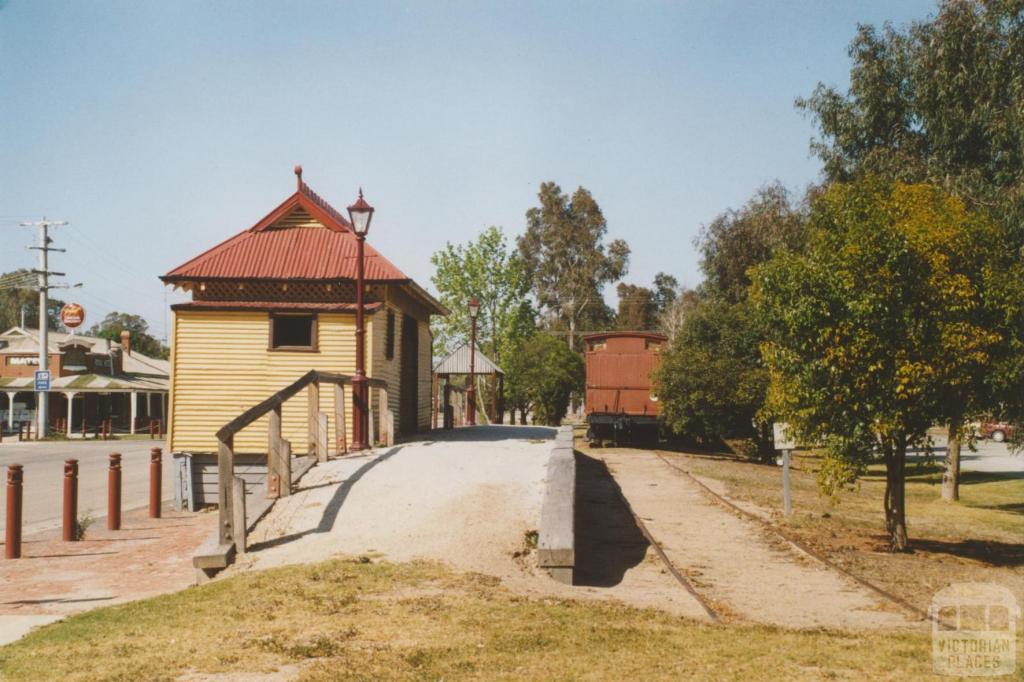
233,426,712,620
660,443,1024,616
232,426,927,628
598,450,914,628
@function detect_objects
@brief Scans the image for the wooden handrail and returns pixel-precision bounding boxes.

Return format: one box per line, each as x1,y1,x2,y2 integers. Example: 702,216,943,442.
216,370,387,441
211,369,391,559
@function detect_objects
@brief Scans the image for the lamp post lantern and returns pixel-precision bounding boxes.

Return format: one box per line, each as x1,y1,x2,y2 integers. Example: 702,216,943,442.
467,297,480,426
348,188,374,450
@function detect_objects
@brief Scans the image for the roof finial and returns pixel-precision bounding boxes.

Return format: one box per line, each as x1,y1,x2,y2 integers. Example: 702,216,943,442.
294,164,303,190
358,186,364,199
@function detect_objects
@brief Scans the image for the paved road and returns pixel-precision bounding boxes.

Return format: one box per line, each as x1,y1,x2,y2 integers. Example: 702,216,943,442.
0,439,171,534
909,437,1023,476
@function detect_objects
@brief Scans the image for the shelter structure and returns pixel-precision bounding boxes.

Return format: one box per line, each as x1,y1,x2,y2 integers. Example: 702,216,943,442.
0,326,168,436
432,343,504,428
161,168,446,456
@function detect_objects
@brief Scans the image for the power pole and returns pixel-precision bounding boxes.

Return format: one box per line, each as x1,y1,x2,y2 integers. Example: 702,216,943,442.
19,218,69,437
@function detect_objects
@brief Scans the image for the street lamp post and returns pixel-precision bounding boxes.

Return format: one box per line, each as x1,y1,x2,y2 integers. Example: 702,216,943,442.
467,297,479,426
347,188,374,450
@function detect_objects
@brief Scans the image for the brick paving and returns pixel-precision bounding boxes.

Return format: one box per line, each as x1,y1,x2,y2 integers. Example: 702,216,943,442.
0,505,215,642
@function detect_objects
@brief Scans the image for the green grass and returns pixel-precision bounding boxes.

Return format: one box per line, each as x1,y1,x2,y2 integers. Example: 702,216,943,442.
0,558,939,681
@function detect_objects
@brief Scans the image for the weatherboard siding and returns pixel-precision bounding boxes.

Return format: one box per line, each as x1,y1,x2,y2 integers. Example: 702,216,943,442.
418,321,431,429
169,310,359,454
368,305,401,437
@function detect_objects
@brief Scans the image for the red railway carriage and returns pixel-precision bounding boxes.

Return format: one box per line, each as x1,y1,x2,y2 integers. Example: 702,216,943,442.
583,331,667,444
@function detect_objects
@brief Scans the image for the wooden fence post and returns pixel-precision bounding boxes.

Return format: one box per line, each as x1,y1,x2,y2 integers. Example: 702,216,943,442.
333,384,347,455
280,440,292,496
268,405,282,498
307,380,320,459
316,412,328,463
217,435,235,547
232,476,247,556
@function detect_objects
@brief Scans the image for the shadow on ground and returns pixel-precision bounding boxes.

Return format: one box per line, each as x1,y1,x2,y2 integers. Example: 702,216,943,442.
572,452,649,587
246,446,404,552
910,537,1024,568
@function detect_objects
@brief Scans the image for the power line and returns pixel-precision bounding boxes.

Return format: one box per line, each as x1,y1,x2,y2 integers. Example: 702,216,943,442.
62,224,164,287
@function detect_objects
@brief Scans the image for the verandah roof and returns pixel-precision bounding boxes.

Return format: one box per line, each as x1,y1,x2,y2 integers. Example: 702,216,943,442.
0,373,167,393
433,343,504,376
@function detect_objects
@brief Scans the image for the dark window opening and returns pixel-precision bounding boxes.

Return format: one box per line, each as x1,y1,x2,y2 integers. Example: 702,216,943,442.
385,311,396,360
271,314,317,350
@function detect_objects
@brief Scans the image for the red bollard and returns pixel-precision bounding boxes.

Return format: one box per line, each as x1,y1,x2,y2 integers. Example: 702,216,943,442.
108,453,122,530
6,465,23,559
63,459,78,541
149,447,162,518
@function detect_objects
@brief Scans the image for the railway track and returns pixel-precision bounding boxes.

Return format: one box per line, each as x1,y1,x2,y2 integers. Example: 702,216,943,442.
650,450,929,622
598,455,720,621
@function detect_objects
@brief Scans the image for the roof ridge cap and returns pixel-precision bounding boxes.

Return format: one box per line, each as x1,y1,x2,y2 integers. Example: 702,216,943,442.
299,181,351,229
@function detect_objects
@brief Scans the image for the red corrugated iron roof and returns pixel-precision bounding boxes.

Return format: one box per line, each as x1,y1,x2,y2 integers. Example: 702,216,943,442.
162,180,409,283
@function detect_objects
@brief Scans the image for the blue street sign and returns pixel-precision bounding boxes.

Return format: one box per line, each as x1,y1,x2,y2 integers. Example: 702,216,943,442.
34,370,51,392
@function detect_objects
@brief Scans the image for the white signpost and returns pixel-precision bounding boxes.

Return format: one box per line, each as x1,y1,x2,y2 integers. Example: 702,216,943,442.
773,422,795,516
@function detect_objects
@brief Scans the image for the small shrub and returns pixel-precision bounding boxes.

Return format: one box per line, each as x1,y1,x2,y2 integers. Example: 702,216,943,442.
76,513,95,540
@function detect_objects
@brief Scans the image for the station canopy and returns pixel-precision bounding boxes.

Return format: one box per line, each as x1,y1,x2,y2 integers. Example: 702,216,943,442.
433,343,503,376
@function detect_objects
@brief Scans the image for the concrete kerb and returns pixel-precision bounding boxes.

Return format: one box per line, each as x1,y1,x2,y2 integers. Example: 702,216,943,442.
538,425,576,584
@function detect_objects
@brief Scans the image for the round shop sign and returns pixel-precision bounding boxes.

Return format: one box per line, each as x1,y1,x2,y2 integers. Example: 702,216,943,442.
60,303,86,329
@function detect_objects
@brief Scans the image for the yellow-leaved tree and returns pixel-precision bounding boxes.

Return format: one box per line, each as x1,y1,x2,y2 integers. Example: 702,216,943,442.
752,179,1022,551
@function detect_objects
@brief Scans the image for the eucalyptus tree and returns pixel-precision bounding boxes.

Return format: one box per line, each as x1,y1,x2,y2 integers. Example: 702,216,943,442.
430,226,535,363
518,182,630,351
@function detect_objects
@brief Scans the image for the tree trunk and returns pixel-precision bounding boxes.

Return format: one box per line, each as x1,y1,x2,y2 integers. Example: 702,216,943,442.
941,419,962,502
520,408,528,425
883,435,909,551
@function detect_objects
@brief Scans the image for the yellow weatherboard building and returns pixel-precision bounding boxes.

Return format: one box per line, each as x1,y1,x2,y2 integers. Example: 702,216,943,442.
161,168,445,455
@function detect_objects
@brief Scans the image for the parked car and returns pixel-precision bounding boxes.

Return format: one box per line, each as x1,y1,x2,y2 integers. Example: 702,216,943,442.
977,421,1015,443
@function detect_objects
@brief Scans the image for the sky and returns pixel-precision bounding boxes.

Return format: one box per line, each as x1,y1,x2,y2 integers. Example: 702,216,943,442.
0,0,938,342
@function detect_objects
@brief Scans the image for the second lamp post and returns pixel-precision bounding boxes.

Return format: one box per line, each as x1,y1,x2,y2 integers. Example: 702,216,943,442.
467,297,479,426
